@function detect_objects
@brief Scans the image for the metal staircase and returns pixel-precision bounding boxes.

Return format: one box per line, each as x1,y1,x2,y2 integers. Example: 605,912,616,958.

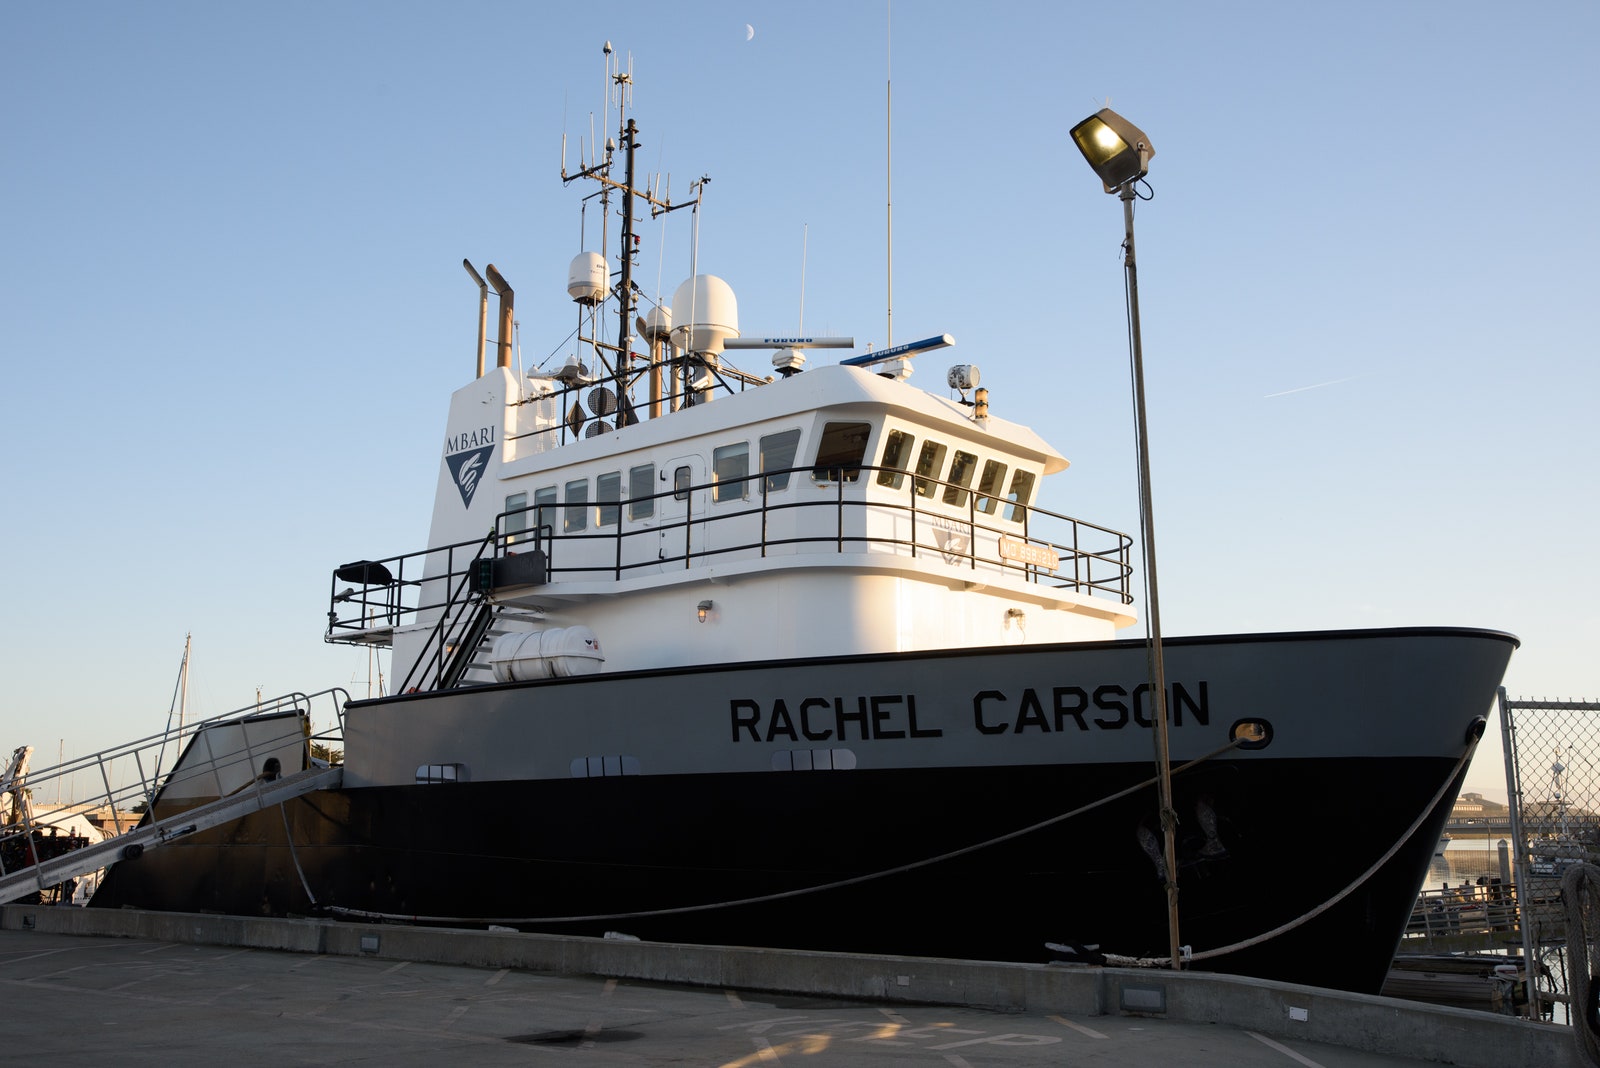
453,610,543,687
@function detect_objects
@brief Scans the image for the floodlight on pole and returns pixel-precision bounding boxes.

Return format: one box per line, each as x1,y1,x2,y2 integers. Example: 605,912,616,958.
1072,106,1181,973
1069,108,1155,194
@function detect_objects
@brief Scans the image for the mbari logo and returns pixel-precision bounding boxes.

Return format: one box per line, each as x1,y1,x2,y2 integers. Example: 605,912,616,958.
444,426,495,509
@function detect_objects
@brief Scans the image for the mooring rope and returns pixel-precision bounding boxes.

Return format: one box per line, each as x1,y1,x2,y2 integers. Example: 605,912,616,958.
280,802,318,908
1091,741,1478,969
323,738,1245,926
1562,862,1600,1067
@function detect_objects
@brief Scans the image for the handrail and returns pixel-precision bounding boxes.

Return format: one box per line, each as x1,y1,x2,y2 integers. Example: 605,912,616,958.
1399,880,1522,948
324,463,1135,662
0,688,348,885
393,530,500,695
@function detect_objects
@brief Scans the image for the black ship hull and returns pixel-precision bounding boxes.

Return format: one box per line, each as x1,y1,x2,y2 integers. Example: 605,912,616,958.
91,627,1513,994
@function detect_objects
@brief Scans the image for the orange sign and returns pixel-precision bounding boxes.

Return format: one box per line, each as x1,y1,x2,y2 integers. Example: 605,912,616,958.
998,536,1059,571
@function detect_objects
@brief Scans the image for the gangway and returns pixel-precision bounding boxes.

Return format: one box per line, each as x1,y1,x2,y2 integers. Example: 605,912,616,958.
0,763,342,904
0,688,348,906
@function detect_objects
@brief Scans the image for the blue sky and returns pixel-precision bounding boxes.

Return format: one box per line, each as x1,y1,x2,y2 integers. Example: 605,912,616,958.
3,1,1596,803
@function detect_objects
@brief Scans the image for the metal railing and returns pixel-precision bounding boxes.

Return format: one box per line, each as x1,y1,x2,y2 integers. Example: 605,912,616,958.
325,463,1134,661
0,688,348,894
1399,881,1522,949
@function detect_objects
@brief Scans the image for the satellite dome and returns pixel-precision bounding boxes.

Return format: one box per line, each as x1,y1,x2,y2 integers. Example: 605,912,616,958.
643,304,673,341
567,251,608,305
669,275,739,356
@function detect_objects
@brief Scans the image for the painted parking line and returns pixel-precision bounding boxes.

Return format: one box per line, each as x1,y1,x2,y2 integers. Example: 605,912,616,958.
1049,1014,1108,1039
1248,1030,1326,1068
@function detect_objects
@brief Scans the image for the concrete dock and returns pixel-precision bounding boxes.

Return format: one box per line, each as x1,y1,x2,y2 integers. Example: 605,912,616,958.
1,904,1570,1066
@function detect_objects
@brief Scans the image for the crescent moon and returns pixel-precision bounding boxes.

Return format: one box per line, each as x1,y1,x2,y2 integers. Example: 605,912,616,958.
745,24,754,41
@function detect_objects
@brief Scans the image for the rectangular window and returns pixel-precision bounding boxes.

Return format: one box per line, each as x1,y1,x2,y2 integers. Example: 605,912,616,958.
712,442,750,503
628,464,655,521
504,491,527,544
533,486,558,534
415,763,468,784
975,460,1008,515
1004,469,1036,523
876,428,914,489
564,479,589,533
596,471,621,527
913,440,948,498
943,450,978,506
811,421,871,483
674,465,691,500
759,428,802,492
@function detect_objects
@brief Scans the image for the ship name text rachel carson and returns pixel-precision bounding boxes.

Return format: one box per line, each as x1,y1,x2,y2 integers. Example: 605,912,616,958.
729,682,1210,743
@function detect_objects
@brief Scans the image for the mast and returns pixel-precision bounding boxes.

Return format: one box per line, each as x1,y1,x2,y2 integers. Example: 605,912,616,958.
615,116,637,413
562,46,703,422
178,632,191,734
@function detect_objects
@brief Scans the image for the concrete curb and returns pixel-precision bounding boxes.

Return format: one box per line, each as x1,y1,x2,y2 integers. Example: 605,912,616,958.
2,904,1572,1067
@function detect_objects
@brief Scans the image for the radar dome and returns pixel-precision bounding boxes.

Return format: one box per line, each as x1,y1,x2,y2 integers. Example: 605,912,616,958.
567,252,608,305
669,275,739,356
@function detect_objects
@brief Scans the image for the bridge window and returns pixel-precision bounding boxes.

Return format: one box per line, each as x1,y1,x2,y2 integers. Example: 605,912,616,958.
877,429,914,489
812,421,871,483
975,460,1007,515
564,479,589,533
760,428,802,492
913,440,948,498
534,486,557,532
597,471,621,527
944,450,978,506
712,442,750,502
1004,470,1035,523
628,464,655,520
504,491,528,544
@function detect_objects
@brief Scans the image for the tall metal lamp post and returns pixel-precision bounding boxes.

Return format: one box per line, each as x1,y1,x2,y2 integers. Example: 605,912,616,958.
1069,108,1182,971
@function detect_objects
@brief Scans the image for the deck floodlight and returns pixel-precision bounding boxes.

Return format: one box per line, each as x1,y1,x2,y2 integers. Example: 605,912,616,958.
1070,108,1155,193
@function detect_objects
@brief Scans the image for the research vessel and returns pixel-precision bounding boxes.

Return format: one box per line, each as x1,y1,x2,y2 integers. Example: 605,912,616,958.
87,58,1517,994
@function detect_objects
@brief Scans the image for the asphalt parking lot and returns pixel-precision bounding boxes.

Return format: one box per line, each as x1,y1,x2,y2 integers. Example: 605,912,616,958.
3,929,1446,1067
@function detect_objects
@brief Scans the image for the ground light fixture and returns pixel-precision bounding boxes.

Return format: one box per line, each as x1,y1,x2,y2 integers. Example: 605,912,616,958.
1071,106,1181,972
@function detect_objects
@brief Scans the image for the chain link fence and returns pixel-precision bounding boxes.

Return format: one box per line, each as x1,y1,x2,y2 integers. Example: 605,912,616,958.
1501,691,1600,1021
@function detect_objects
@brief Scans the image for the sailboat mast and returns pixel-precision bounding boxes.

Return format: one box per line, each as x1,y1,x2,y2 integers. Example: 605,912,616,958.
178,632,191,734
